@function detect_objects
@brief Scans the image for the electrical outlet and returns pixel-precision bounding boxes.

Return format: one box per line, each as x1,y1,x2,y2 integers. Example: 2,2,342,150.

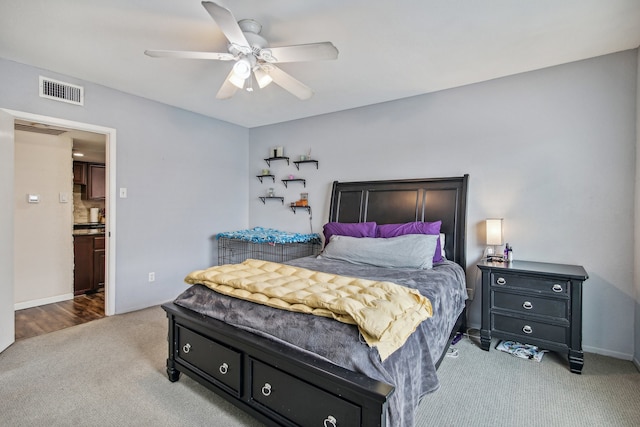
148,272,155,282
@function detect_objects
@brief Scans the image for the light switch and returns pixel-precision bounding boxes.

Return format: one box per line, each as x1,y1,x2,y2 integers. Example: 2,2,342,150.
119,188,127,198
27,194,40,203
59,192,69,203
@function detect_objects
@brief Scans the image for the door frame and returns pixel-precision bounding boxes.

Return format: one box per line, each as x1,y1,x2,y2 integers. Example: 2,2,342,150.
2,108,117,316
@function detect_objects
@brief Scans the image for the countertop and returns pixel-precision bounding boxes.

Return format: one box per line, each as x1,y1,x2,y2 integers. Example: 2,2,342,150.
73,229,105,236
73,223,105,236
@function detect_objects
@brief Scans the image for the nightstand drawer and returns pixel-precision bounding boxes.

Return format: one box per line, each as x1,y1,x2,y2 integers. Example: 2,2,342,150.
493,291,568,319
493,314,568,344
491,272,569,295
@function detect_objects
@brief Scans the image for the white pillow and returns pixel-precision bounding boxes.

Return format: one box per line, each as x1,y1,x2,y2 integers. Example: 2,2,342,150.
319,234,439,269
440,233,446,259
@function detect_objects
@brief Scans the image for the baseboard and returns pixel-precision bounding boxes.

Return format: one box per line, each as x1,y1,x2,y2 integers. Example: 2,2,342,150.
14,293,74,310
582,344,633,361
633,356,640,372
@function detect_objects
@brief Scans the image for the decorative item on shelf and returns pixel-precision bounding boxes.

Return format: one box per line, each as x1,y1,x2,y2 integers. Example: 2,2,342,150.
256,171,275,183
290,200,311,214
485,218,504,262
276,146,284,157
288,174,294,179
293,148,318,170
268,187,275,197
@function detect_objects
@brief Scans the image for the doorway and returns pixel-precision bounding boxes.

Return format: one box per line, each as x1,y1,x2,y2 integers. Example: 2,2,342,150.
14,120,107,339
0,109,116,351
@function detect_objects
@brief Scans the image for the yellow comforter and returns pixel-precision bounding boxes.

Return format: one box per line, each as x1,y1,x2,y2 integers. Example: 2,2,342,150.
184,259,433,361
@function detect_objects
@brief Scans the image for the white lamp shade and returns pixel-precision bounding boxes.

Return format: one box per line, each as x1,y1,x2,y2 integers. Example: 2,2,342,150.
228,73,246,89
486,218,503,246
253,67,273,88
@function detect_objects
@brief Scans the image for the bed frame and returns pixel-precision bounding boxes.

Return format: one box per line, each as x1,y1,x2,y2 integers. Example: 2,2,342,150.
162,175,469,427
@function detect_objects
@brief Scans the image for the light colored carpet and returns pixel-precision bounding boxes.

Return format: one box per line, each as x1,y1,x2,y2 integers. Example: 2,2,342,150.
417,333,640,427
1,306,639,426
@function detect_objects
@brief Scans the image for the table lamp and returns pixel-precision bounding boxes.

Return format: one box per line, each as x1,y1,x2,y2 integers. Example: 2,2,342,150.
486,218,503,261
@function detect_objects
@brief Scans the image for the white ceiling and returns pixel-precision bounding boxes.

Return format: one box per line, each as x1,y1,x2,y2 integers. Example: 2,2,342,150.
1,0,639,129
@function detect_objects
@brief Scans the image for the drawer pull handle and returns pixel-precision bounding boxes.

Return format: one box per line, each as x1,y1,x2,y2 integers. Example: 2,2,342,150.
261,383,272,397
522,301,533,310
219,363,228,375
323,415,337,427
523,325,533,334
182,343,191,354
496,277,506,285
552,284,563,293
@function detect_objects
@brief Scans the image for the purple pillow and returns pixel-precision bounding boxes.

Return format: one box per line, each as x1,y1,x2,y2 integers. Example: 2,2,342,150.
376,221,444,263
323,222,377,246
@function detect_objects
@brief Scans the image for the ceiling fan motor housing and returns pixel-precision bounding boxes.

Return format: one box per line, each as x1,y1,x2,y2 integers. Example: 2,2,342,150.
228,19,269,59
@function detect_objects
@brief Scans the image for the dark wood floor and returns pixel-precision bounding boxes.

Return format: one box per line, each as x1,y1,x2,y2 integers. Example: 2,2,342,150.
14,291,105,340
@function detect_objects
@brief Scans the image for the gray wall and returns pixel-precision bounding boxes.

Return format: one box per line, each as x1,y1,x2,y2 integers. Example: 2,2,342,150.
635,49,640,369
0,57,250,313
249,50,639,359
2,49,638,360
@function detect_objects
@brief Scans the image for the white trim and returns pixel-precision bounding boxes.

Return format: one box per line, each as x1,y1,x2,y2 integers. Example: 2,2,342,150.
582,344,633,361
1,108,117,316
15,293,74,311
634,357,640,372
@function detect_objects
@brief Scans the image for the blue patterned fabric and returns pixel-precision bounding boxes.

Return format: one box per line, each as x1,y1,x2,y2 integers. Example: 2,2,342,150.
216,227,321,244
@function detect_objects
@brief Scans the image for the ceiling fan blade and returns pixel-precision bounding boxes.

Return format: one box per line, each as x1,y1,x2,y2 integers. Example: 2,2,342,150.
145,50,235,61
201,1,250,52
267,66,314,100
216,69,240,99
265,42,339,63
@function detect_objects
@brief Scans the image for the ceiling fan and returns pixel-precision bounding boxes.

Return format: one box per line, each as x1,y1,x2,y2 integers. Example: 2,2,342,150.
145,1,339,100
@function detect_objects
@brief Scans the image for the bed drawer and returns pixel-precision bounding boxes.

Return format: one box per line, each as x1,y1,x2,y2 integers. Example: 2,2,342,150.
251,359,361,427
176,325,242,394
492,291,568,319
492,314,568,345
491,272,569,295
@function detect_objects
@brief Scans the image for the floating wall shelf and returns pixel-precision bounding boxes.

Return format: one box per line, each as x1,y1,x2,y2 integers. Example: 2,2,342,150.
290,205,311,214
293,160,319,170
264,156,290,167
281,178,306,188
259,196,284,205
256,174,275,183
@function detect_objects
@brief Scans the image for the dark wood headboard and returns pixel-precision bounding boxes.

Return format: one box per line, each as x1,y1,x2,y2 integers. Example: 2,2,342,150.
328,175,469,267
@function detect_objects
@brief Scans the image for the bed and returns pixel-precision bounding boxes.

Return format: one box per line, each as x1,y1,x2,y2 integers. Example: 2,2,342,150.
161,175,469,427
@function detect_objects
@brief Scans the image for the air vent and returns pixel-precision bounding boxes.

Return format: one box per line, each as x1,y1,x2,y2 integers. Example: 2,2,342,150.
39,76,84,106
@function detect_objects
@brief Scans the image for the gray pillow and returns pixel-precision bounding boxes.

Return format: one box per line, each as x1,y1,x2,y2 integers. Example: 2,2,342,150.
318,234,439,269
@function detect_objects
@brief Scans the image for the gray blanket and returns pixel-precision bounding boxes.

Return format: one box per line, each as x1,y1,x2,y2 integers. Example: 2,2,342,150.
173,257,467,427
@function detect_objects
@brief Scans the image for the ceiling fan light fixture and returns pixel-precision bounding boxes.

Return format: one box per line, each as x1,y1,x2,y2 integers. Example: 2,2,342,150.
253,67,273,88
232,57,252,79
228,72,246,89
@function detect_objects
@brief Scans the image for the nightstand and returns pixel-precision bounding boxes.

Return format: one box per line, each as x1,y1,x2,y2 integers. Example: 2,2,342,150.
477,260,588,374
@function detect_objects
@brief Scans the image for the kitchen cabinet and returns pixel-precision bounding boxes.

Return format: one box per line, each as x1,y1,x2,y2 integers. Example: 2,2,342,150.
73,161,87,185
75,162,105,200
87,164,105,200
74,234,105,295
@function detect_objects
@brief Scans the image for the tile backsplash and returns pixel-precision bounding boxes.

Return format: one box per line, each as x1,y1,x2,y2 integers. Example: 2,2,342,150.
73,184,105,223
